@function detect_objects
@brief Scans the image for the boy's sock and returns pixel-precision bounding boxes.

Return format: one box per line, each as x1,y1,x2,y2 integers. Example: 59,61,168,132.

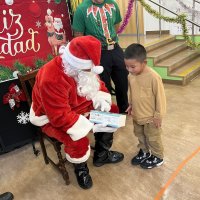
140,154,164,169
131,149,151,165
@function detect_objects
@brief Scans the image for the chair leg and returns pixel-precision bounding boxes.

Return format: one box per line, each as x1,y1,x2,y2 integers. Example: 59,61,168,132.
39,132,49,164
54,143,70,185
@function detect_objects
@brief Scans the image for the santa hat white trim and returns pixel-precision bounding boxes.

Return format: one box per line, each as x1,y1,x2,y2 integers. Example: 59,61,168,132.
65,145,90,163
67,115,93,141
63,43,93,70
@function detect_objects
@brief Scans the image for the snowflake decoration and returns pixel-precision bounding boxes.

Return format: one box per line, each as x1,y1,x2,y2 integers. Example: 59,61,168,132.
47,0,51,3
17,111,30,124
36,20,41,28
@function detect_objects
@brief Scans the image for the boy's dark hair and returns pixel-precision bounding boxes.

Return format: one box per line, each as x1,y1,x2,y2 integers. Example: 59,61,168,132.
124,43,147,62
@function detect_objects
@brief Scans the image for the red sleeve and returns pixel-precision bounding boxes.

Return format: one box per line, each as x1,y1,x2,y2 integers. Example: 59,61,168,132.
39,80,79,132
99,79,109,93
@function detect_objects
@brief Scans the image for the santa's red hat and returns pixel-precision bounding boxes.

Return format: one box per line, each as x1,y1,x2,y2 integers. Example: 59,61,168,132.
54,14,64,21
59,36,104,74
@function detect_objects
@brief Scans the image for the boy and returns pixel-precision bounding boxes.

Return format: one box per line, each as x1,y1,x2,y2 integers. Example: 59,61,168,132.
124,44,166,169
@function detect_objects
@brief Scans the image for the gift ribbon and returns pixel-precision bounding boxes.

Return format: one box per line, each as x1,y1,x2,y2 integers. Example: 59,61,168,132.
3,83,27,110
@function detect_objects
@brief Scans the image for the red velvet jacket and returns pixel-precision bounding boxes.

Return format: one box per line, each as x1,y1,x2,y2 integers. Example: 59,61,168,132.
31,56,110,141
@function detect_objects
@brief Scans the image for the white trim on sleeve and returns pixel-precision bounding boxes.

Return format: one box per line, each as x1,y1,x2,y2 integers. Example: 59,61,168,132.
29,105,49,126
67,115,93,141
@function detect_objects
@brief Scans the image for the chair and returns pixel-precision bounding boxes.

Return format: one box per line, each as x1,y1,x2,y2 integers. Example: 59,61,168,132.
18,70,70,185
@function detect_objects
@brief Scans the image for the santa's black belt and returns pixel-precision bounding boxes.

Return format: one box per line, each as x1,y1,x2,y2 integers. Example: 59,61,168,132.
101,43,119,51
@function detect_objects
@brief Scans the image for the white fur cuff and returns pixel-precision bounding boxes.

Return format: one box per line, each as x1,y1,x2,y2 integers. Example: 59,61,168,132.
63,43,93,70
67,115,93,141
29,105,49,126
65,146,90,163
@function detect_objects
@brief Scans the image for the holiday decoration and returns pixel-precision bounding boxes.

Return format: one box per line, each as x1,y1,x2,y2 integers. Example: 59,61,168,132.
0,79,37,154
17,111,30,124
138,0,200,49
3,83,27,110
13,61,31,75
0,0,72,82
0,55,53,82
117,0,134,34
55,0,61,4
34,58,46,70
45,12,67,55
0,66,13,81
29,1,42,18
5,0,14,5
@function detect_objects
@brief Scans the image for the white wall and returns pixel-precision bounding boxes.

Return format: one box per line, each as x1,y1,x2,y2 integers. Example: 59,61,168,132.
143,0,200,35
143,0,160,33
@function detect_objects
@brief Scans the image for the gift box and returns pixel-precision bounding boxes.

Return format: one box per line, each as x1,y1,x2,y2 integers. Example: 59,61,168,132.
89,110,126,128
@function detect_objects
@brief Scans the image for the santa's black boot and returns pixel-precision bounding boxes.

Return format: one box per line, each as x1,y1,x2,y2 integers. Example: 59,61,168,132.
93,132,124,167
74,162,93,189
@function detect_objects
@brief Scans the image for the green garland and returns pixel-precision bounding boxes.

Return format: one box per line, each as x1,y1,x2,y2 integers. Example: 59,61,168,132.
138,0,200,49
0,54,53,82
0,66,13,81
14,61,31,75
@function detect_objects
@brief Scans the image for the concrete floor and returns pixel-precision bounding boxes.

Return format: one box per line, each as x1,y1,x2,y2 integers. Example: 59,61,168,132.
0,75,200,200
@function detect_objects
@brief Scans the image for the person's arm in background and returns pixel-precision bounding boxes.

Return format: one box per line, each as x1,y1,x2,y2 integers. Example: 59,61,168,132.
113,1,122,33
72,6,85,37
115,23,120,33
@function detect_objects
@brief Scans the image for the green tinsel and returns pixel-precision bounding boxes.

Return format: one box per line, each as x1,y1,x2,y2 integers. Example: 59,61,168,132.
0,54,54,82
0,66,14,82
34,58,46,69
47,54,54,62
138,0,200,49
13,61,31,75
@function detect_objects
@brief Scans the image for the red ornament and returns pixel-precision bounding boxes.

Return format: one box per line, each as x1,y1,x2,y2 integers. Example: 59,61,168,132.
29,1,41,18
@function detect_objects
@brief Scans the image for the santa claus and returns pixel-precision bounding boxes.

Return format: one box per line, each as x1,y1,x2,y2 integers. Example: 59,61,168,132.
29,36,124,189
53,14,66,41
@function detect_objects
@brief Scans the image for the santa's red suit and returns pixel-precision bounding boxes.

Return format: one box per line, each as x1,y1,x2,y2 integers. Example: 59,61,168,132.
30,36,118,164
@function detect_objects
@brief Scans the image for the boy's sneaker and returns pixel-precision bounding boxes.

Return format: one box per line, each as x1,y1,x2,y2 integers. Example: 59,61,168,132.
140,155,164,169
131,149,151,165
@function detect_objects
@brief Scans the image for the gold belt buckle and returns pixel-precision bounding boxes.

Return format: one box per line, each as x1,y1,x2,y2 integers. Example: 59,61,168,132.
106,38,115,50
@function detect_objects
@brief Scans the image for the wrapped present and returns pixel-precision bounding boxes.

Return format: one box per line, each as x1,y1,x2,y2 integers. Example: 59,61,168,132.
89,110,126,128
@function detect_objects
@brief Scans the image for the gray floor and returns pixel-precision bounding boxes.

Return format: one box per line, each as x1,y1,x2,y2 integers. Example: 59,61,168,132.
1,76,200,200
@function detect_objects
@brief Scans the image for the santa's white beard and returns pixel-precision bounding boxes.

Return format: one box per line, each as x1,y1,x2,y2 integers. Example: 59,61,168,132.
53,22,63,31
62,60,100,100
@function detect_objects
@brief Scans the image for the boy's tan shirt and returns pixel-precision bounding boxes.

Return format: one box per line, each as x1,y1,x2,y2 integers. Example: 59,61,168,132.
128,67,166,125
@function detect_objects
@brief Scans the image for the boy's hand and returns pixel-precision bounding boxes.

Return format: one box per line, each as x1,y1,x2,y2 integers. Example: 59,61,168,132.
153,118,162,128
125,105,132,115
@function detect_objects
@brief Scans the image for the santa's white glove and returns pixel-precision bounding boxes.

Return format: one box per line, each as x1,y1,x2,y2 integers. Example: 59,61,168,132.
92,123,118,133
92,91,112,112
93,99,111,112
